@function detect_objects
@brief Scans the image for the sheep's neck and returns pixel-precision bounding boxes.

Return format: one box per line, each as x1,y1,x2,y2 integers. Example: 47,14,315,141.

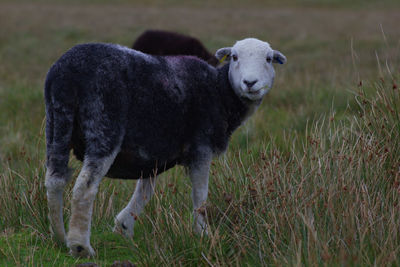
217,64,260,135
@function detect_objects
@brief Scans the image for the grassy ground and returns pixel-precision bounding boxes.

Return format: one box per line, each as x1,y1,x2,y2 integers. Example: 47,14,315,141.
0,0,399,266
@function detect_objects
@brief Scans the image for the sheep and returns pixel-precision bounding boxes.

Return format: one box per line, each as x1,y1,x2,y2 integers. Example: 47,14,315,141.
132,29,219,66
44,38,286,258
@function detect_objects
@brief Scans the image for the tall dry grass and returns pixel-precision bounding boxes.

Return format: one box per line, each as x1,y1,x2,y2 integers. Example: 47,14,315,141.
2,72,398,266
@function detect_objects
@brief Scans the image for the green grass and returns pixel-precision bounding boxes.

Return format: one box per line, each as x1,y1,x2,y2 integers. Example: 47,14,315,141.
1,0,400,266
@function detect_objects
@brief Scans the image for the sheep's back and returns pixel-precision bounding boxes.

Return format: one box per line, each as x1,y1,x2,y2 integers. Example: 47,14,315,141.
48,43,220,179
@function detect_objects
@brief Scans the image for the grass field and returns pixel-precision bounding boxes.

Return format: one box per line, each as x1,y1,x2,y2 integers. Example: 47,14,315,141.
0,0,399,266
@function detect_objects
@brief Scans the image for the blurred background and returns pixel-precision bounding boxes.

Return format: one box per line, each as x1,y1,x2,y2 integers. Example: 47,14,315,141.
1,0,399,156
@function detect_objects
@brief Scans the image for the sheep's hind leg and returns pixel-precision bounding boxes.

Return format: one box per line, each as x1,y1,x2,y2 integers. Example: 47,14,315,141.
44,97,74,245
67,152,118,258
113,177,157,237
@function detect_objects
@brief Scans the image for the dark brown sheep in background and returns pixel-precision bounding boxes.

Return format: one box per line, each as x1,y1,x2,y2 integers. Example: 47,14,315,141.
132,29,219,66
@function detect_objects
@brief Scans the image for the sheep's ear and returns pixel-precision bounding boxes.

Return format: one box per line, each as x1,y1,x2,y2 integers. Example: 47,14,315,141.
215,47,232,63
273,50,287,64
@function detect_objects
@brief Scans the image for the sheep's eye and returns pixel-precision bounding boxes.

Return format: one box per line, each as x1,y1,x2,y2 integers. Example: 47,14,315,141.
266,57,272,63
232,55,238,61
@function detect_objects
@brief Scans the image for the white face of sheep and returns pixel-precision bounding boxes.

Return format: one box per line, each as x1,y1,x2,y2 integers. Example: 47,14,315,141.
216,38,286,101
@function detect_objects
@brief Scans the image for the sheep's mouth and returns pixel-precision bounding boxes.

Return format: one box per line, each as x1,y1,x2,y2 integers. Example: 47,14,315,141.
243,90,264,100
247,87,266,95
245,86,270,99
254,85,271,94
248,90,261,95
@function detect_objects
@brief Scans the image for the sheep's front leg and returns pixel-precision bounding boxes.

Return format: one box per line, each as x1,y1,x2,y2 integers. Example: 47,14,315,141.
67,155,116,258
114,177,157,237
189,152,212,235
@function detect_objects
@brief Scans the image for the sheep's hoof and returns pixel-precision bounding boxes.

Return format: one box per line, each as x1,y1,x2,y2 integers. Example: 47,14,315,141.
194,223,208,236
69,243,95,258
49,225,66,245
113,220,134,238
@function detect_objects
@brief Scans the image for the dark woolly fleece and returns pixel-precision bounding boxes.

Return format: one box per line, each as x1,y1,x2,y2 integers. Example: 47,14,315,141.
132,30,219,66
45,43,252,180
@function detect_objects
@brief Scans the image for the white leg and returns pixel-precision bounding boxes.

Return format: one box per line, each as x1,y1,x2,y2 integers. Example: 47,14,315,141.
114,177,157,237
189,151,212,235
45,169,71,244
67,152,117,258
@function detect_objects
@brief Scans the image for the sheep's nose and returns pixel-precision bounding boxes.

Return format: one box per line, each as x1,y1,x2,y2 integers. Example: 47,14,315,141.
243,80,257,89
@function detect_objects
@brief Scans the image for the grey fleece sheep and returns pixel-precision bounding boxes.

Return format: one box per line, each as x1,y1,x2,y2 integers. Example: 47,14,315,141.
44,38,286,257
